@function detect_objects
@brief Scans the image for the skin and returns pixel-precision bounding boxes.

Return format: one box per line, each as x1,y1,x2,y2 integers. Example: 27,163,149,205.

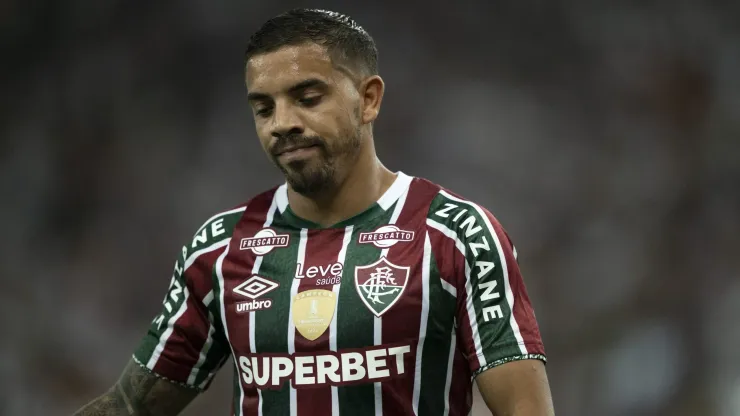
245,42,396,227
72,359,197,415
73,42,555,415
477,359,555,416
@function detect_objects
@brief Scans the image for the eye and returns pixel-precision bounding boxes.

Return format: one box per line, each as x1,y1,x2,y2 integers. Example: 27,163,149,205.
299,95,322,107
255,107,273,117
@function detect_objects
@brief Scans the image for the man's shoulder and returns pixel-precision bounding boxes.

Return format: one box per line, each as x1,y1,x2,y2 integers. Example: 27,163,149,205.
416,177,503,246
411,176,496,221
183,186,280,257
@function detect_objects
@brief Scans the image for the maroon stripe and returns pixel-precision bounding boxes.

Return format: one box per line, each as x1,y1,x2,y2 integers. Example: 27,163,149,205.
243,388,260,416
293,228,347,416
484,212,545,353
420,179,464,292
426,226,464,294
220,190,276,415
380,250,421,416
452,285,479,374
189,251,222,299
380,179,439,415
153,249,223,382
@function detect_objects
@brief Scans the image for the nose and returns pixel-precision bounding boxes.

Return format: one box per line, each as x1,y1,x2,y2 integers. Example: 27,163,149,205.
270,101,304,139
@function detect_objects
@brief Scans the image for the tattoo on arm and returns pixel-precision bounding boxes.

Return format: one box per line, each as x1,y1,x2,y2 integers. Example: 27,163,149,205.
73,359,199,416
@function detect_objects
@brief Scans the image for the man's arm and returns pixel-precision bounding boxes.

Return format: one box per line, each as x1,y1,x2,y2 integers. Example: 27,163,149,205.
73,359,198,416
74,209,244,415
426,191,552,414
476,359,554,416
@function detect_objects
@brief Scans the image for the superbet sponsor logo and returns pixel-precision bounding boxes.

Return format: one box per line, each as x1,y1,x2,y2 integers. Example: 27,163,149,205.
434,202,501,322
240,228,290,255
233,275,279,313
238,345,412,389
358,225,415,248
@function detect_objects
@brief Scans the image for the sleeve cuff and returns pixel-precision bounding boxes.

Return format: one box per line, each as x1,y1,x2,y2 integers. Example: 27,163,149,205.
131,355,205,392
471,353,548,380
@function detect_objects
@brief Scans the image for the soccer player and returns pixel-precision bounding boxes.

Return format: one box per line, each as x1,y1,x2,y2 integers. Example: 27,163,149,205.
74,8,554,416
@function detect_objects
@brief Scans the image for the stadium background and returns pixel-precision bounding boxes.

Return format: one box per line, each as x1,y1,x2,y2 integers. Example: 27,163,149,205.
2,1,739,415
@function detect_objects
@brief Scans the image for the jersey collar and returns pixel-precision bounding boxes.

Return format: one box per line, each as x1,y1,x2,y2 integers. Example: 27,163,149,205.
275,172,412,229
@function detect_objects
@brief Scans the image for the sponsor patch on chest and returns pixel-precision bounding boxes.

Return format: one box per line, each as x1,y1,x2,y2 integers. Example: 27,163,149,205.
295,261,344,286
237,344,412,389
240,228,290,255
358,225,415,248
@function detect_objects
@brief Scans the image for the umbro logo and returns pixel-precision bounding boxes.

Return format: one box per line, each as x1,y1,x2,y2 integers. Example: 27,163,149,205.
240,228,290,255
234,275,279,299
233,275,279,313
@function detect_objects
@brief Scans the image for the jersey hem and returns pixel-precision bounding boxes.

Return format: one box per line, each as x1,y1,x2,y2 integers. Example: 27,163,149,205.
131,354,205,393
471,353,548,380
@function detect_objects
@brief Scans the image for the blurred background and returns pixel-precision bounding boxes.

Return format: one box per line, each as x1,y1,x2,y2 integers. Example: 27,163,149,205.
2,1,739,415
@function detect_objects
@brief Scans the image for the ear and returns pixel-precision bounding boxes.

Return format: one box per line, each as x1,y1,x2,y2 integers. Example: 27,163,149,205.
360,75,385,124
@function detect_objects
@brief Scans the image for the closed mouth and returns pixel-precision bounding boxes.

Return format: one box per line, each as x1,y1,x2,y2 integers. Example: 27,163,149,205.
275,144,317,156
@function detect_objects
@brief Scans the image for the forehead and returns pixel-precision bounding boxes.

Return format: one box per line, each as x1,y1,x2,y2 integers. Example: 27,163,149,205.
246,43,337,92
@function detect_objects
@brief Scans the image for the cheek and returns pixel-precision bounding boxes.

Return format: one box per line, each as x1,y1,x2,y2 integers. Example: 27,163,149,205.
332,104,357,130
255,127,272,151
304,103,358,144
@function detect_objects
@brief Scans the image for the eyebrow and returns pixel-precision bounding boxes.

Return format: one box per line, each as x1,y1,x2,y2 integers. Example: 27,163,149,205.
247,78,329,102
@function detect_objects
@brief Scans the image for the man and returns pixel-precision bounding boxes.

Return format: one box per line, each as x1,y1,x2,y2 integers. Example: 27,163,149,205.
74,8,554,416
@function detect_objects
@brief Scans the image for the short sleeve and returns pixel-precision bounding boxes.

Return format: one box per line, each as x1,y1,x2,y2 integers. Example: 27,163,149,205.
133,243,230,391
450,204,546,378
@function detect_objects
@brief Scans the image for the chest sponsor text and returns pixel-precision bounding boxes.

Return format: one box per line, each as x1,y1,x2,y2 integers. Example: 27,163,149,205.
238,344,412,389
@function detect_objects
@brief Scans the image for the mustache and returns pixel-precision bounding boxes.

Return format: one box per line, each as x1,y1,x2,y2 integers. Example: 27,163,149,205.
271,135,325,156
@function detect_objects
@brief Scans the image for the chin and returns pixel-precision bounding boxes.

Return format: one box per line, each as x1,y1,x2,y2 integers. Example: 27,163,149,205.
289,169,337,196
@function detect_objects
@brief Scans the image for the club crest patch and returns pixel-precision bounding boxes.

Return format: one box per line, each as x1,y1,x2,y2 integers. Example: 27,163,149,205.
292,289,336,341
354,257,410,317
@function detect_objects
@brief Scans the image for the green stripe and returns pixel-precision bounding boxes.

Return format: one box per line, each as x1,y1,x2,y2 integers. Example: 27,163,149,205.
133,329,159,365
336,205,396,415
252,213,301,416
232,367,242,414
428,193,520,366
418,251,457,416
205,261,232,384
462,210,518,365
281,202,387,229
426,194,449,221
192,327,230,387
134,244,191,365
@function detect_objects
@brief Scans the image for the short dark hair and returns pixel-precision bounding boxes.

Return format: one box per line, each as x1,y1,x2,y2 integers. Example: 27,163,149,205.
245,9,378,78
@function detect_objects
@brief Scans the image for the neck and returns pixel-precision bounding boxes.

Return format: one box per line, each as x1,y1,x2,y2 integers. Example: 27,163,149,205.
287,145,396,227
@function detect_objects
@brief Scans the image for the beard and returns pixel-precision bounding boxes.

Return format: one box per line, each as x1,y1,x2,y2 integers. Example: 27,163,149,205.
271,128,362,197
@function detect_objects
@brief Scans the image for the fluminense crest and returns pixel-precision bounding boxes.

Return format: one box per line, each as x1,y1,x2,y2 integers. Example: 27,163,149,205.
354,257,410,317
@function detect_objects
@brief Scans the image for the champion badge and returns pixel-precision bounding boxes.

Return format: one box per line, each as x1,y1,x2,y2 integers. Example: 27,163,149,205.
292,289,336,341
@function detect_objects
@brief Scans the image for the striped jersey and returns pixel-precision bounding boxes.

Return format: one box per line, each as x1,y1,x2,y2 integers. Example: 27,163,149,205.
134,172,546,416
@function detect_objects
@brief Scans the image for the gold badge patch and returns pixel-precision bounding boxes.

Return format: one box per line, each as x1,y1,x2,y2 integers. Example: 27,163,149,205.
292,289,336,341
